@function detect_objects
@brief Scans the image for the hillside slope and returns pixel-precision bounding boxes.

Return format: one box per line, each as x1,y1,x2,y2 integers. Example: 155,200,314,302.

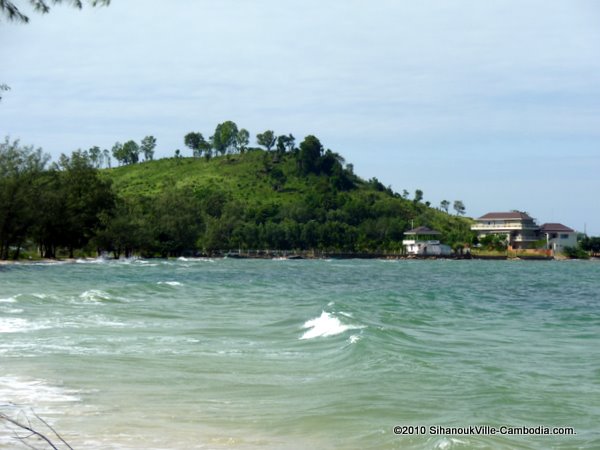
102,150,473,256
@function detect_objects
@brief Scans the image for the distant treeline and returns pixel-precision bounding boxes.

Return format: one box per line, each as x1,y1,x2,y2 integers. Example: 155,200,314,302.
1,129,474,260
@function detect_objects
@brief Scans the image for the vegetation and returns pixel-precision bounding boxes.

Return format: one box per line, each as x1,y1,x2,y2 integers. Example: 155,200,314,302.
1,126,477,259
562,245,590,259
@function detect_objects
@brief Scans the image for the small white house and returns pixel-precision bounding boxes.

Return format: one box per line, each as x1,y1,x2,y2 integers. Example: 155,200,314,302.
540,223,577,254
402,226,452,256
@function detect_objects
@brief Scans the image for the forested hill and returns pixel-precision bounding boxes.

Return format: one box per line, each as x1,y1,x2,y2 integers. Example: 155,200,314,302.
0,135,473,259
102,146,474,257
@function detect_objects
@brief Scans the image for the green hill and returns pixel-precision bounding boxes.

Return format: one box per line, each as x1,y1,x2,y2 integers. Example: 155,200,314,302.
102,148,474,257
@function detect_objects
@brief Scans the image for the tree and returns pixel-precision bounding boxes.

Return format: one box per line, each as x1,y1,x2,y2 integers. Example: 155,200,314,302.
236,129,250,153
414,189,423,203
0,0,110,23
102,148,111,168
256,130,276,152
453,200,466,216
140,135,156,161
297,135,323,174
0,137,50,259
440,200,450,213
35,150,115,258
184,131,210,158
88,145,101,168
211,121,239,155
122,140,140,164
276,134,295,154
111,142,125,165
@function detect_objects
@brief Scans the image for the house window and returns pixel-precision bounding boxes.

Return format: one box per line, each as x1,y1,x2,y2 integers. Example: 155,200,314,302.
560,234,569,239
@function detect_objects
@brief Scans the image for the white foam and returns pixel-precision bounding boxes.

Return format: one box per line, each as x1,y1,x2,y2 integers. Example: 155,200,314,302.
0,296,17,303
0,375,80,406
79,289,111,303
0,318,49,333
348,334,361,344
177,256,189,261
75,257,107,264
157,281,183,286
300,311,362,340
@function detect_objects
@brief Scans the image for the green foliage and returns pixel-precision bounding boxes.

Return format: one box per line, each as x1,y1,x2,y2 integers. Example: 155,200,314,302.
414,189,423,203
256,130,276,152
0,132,475,259
184,132,210,158
453,200,466,215
236,129,250,153
0,138,50,259
140,135,156,161
101,146,473,256
0,142,114,259
479,233,508,251
562,245,589,259
440,200,450,213
580,236,600,255
297,135,323,175
212,121,239,155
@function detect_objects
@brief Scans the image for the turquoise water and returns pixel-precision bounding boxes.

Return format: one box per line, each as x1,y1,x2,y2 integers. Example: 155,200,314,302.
1,259,599,449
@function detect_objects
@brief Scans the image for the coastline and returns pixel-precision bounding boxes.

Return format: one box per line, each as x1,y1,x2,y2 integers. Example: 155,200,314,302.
0,254,597,265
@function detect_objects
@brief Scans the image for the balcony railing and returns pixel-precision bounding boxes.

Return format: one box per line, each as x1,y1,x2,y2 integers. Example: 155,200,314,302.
471,223,539,231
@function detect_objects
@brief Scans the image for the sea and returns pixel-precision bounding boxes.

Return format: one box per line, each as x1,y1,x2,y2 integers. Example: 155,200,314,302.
1,258,599,449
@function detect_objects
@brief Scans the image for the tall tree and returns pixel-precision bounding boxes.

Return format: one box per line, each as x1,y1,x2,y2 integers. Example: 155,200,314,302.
256,130,276,152
297,135,323,174
51,150,115,258
122,140,140,164
236,129,250,153
88,145,101,168
414,189,423,203
453,200,466,216
0,138,49,259
0,0,110,23
211,121,239,155
184,132,209,158
440,200,450,213
276,134,295,154
111,142,125,166
102,148,111,168
140,135,156,161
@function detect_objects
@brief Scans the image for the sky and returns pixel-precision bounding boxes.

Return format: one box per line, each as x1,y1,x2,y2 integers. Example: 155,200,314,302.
1,0,599,234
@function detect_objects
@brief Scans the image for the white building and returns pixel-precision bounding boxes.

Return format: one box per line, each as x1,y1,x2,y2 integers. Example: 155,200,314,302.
471,211,540,249
402,226,452,256
540,223,577,254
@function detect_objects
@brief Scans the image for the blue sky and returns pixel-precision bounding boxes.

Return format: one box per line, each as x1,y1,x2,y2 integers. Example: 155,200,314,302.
1,0,599,234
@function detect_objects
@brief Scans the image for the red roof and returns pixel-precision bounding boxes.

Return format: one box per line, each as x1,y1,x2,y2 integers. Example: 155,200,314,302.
478,211,534,220
540,223,574,233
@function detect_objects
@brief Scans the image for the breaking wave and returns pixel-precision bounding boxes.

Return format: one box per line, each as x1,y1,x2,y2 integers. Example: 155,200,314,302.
300,311,363,340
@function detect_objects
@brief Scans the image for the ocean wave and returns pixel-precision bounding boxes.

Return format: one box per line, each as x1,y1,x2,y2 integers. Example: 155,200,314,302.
75,257,108,264
0,296,17,303
78,289,115,303
300,311,364,340
0,317,50,333
157,281,183,286
0,375,80,406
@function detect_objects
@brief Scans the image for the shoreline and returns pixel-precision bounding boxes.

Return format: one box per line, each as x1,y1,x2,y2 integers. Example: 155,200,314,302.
1,255,597,265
